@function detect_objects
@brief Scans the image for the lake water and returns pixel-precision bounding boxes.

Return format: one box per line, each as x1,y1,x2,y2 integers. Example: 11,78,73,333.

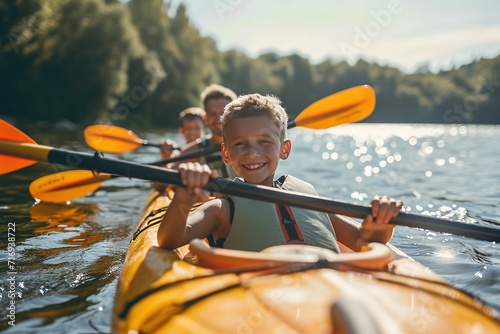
1,123,499,333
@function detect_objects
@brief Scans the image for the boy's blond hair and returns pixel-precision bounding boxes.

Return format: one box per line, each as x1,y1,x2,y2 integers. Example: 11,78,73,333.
200,84,237,109
221,94,289,142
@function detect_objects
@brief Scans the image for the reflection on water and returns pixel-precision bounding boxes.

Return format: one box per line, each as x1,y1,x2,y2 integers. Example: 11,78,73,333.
30,202,100,236
1,124,500,332
0,128,152,332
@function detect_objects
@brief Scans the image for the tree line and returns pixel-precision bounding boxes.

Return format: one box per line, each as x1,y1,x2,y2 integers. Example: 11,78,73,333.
1,0,499,130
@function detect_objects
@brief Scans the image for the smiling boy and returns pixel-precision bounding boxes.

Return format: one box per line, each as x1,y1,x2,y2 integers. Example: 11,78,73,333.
157,94,402,252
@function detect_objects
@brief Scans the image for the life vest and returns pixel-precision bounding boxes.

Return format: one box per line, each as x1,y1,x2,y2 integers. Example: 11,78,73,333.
222,175,340,253
197,138,237,179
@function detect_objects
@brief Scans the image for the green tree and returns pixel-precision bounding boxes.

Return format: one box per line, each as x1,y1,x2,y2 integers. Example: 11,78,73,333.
164,4,221,112
472,56,500,123
127,1,221,128
278,54,314,117
0,0,54,125
44,0,165,124
1,0,163,126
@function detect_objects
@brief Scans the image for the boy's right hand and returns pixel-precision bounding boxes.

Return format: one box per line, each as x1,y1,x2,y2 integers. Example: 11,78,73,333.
160,139,178,159
175,162,216,204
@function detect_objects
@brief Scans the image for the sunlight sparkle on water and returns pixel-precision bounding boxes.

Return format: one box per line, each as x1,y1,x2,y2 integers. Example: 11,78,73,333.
435,158,446,166
434,249,456,258
475,266,487,279
351,191,368,201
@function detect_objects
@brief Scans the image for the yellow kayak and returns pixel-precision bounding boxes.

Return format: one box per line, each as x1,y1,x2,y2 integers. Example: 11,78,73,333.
112,191,500,333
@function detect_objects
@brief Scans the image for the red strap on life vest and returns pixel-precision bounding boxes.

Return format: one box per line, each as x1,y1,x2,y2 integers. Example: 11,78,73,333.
276,204,305,243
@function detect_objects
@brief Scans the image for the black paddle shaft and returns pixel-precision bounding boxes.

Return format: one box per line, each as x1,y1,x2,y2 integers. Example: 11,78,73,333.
46,147,500,242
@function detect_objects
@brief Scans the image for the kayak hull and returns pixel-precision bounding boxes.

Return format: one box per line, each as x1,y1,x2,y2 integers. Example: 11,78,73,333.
112,191,500,333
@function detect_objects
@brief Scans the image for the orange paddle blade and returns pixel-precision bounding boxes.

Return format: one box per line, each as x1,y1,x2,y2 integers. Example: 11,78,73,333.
84,125,143,153
29,170,113,203
0,119,38,174
293,85,375,129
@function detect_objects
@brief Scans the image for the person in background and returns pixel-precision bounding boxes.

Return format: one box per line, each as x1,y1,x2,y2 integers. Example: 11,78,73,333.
165,84,238,178
157,93,403,253
178,107,206,144
159,107,207,160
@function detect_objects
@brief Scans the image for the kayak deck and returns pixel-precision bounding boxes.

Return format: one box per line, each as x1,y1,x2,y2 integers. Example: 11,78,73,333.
112,191,500,333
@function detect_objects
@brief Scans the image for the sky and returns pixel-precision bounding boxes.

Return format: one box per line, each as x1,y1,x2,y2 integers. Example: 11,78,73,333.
169,0,500,73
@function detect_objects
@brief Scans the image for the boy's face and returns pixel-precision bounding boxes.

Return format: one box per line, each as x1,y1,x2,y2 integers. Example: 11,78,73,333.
221,115,291,186
204,98,231,142
179,118,205,143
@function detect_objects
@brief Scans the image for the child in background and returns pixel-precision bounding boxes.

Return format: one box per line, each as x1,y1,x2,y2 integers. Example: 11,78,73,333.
178,107,206,144
157,93,402,252
165,84,238,178
159,107,207,160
